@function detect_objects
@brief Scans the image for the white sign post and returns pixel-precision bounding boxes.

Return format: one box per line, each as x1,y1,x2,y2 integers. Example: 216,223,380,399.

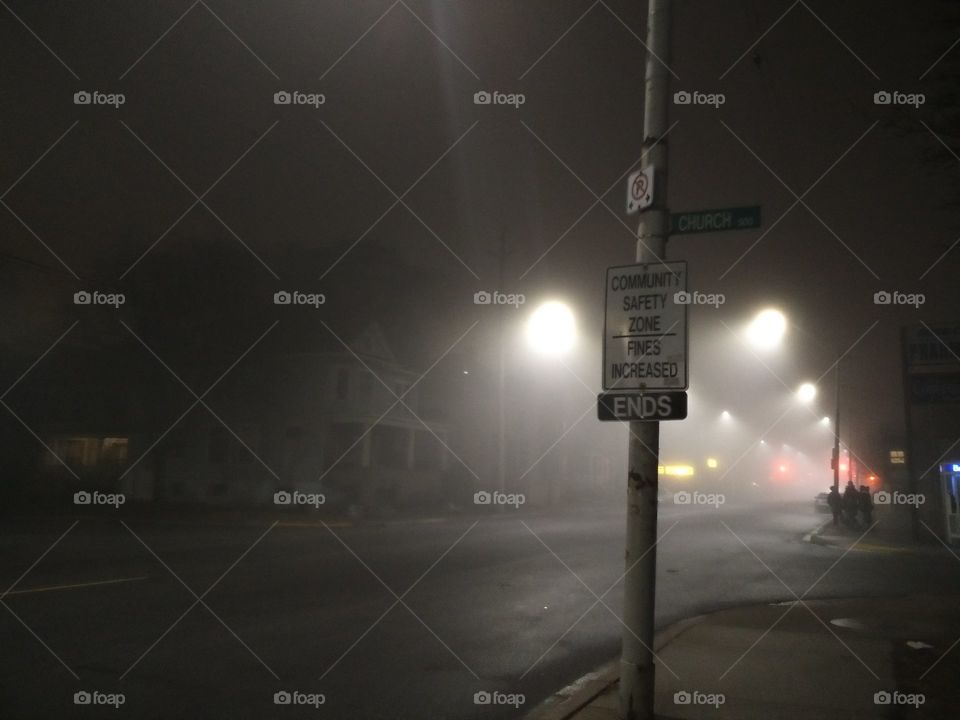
603,261,687,391
626,166,654,214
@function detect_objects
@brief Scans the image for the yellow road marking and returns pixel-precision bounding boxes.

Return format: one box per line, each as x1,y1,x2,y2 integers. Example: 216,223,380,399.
4,575,150,596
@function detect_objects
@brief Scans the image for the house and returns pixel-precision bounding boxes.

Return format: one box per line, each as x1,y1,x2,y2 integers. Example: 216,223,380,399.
148,324,450,508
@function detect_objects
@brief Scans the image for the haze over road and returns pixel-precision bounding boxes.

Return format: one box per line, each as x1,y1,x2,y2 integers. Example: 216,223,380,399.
3,501,957,718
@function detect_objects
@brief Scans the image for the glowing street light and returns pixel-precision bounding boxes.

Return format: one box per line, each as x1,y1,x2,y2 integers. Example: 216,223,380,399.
796,382,817,404
526,300,576,356
745,308,787,351
721,410,731,419
820,416,830,425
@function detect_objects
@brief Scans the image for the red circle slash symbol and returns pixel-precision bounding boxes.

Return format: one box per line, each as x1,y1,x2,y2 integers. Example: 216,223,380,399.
632,174,648,202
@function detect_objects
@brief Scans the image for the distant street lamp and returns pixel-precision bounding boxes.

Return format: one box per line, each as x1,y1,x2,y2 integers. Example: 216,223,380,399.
796,382,817,404
526,300,576,356
745,308,787,351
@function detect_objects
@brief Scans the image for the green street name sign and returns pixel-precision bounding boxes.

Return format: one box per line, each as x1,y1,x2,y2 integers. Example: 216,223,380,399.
670,206,761,235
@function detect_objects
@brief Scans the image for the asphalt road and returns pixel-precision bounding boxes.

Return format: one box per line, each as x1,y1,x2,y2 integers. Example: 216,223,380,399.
2,500,959,719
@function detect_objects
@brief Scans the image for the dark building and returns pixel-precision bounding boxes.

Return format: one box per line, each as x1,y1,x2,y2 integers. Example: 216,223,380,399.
902,323,960,544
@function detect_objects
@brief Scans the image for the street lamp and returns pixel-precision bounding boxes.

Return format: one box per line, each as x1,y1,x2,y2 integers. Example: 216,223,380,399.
524,299,576,507
526,300,576,356
796,382,817,404
745,308,787,351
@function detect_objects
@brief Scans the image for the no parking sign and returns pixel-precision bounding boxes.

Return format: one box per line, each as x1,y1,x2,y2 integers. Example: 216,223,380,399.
626,166,654,214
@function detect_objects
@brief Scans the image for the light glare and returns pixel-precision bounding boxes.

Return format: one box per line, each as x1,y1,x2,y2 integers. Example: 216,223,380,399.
526,301,576,356
796,382,817,403
746,308,787,351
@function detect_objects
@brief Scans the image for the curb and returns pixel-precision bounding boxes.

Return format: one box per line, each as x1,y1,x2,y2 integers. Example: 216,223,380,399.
523,614,708,720
801,518,834,546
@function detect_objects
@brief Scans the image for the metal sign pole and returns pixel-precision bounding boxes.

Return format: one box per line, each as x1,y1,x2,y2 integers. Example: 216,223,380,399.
620,1,671,718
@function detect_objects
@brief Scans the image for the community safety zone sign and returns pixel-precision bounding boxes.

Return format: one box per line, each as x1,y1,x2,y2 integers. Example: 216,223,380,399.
603,261,688,391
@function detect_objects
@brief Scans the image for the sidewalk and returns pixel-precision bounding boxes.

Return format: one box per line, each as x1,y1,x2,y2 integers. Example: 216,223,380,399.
806,503,932,553
528,595,960,720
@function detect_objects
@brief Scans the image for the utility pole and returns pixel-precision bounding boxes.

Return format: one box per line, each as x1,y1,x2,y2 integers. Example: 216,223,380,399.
497,228,507,499
621,1,670,718
833,357,841,493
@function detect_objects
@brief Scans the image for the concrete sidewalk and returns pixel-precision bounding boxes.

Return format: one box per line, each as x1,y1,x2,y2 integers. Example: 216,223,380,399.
806,502,937,554
527,595,960,720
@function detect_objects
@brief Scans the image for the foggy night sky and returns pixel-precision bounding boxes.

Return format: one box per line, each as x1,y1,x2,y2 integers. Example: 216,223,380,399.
2,0,959,456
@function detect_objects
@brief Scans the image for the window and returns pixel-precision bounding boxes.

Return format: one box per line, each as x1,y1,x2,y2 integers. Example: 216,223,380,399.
65,438,94,467
889,450,905,465
100,437,129,467
50,437,98,468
